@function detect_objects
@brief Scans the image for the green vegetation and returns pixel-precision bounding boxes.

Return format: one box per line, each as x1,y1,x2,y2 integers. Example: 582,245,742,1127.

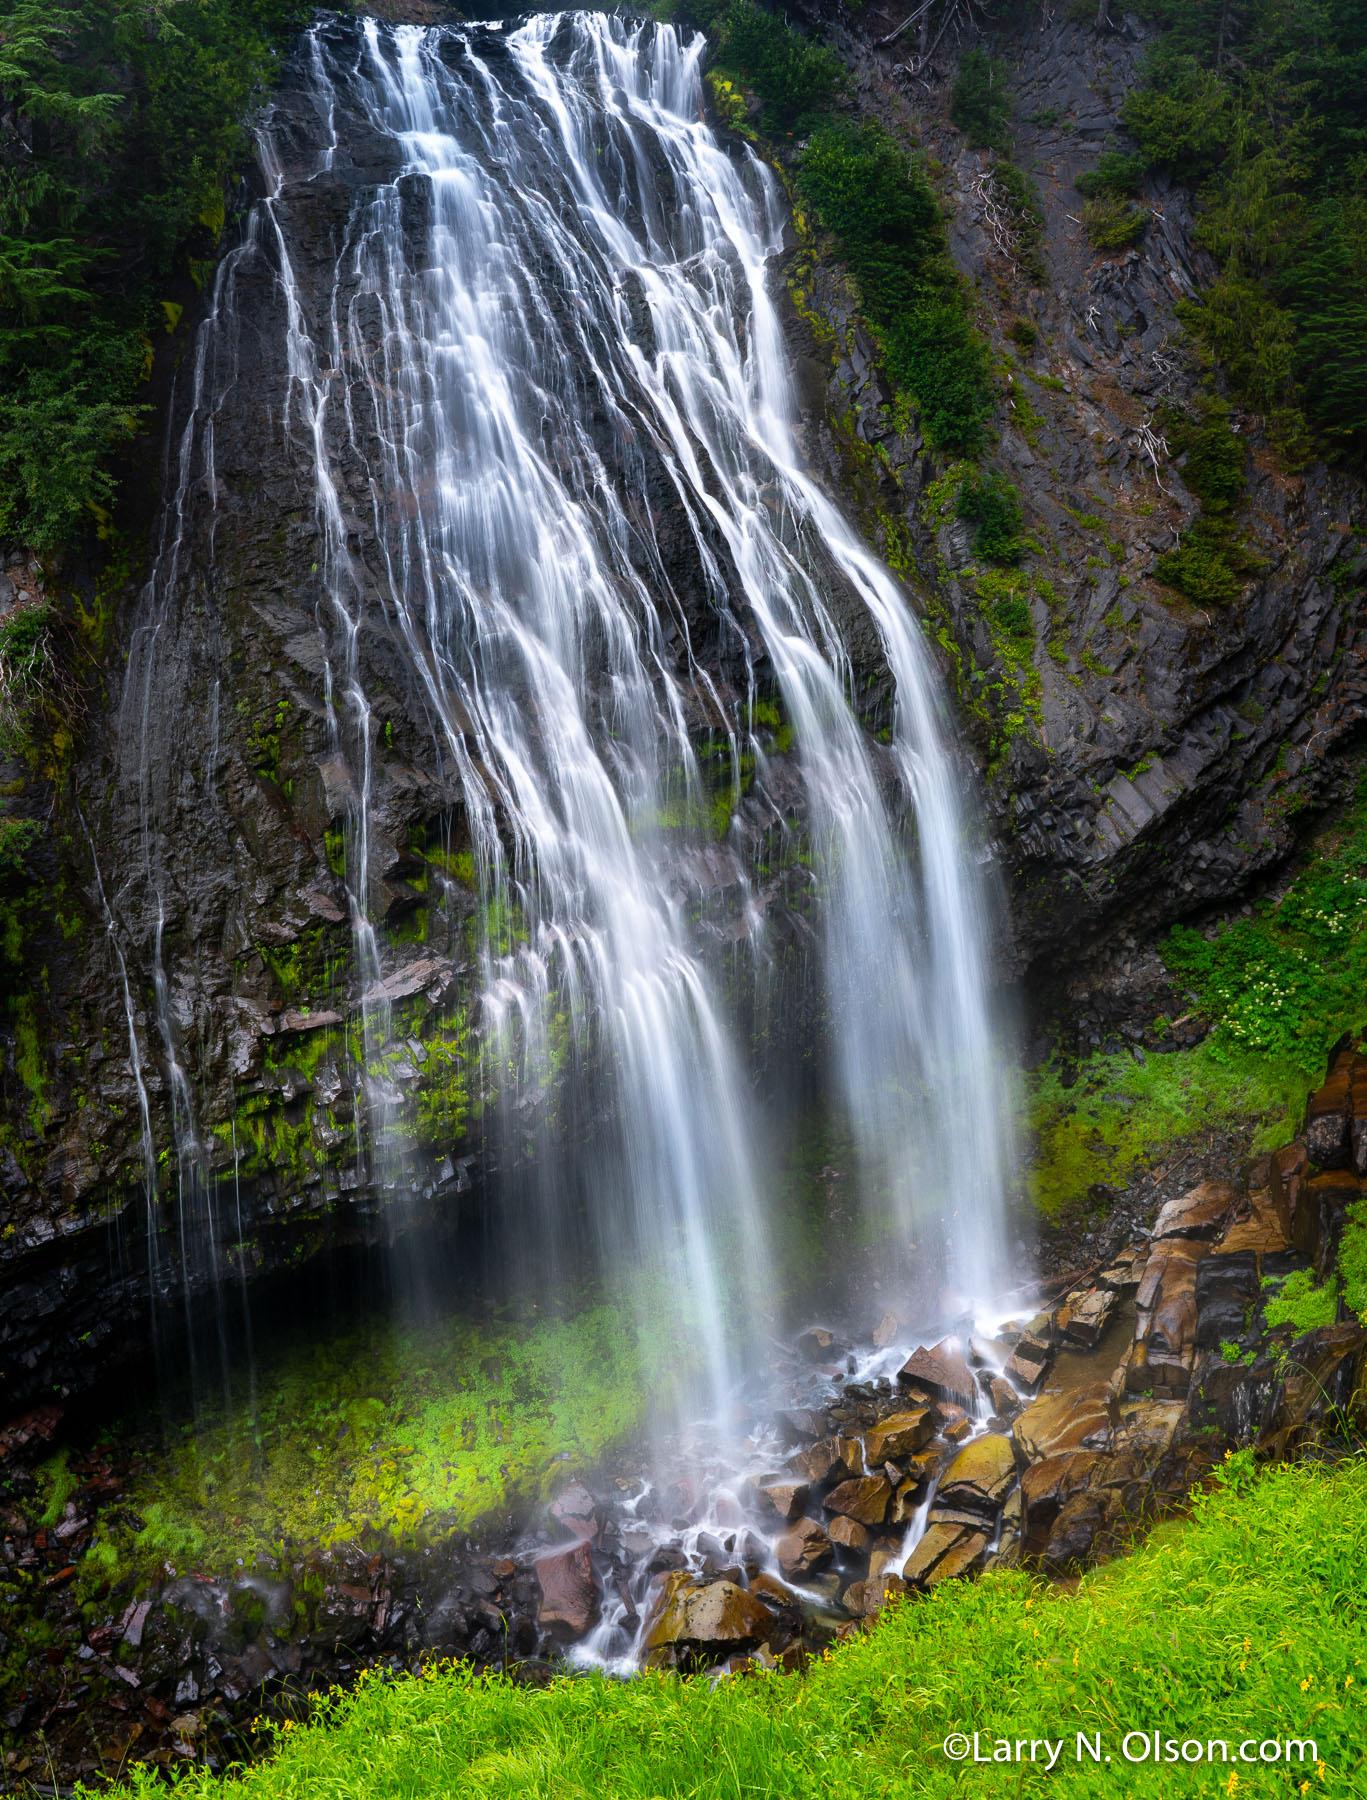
1151,394,1257,605
0,0,317,550
956,467,1023,562
705,0,843,131
102,1452,1367,1797
1030,769,1367,1215
1163,769,1367,1067
1077,149,1148,200
1263,1267,1339,1335
950,47,1012,150
796,120,995,453
1027,1036,1316,1217
0,594,52,752
1082,192,1148,251
1121,0,1367,459
76,1302,678,1586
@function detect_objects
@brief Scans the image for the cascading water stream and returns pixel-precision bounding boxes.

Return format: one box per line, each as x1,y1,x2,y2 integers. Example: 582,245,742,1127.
113,7,1016,1432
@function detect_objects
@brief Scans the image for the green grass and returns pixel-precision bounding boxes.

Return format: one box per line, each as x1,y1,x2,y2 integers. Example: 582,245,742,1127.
78,1302,684,1587
99,1452,1367,1796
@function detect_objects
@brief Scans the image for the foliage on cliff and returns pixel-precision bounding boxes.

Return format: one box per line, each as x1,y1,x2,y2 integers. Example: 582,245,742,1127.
0,0,315,551
100,1451,1367,1797
1123,0,1367,460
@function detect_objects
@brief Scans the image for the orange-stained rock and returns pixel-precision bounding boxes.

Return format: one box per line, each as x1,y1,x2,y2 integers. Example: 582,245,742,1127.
1013,1383,1112,1464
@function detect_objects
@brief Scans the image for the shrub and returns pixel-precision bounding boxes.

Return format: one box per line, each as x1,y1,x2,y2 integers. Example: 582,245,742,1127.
1161,394,1246,512
1152,522,1242,605
0,596,54,753
991,594,1032,637
1076,150,1147,199
1008,315,1038,346
1082,193,1147,252
1119,50,1230,177
796,122,995,454
950,48,1012,150
716,0,844,133
957,468,1023,562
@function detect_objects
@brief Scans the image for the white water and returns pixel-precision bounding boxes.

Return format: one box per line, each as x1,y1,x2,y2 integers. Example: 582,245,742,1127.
112,9,1015,1422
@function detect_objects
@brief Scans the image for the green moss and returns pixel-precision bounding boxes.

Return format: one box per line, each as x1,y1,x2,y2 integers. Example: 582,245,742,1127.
35,1448,78,1527
82,1300,689,1584
1262,1268,1338,1336
1026,1039,1315,1219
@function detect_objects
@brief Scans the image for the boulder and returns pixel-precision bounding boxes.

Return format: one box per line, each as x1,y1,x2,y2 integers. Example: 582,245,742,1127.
1019,1452,1101,1558
902,1522,988,1589
1131,1238,1203,1394
988,1376,1020,1420
826,1514,870,1553
1058,1286,1117,1349
872,1309,903,1348
548,1483,599,1542
776,1409,826,1441
642,1575,771,1666
775,1517,833,1579
535,1539,598,1636
1268,1140,1309,1242
897,1339,976,1405
823,1476,892,1527
1152,1181,1238,1240
790,1436,861,1485
796,1326,846,1362
1096,1245,1147,1290
1213,1190,1291,1257
1004,1335,1052,1392
936,1433,1016,1519
1305,1057,1352,1168
751,1478,810,1523
1110,1398,1187,1457
1013,1384,1112,1464
863,1408,934,1464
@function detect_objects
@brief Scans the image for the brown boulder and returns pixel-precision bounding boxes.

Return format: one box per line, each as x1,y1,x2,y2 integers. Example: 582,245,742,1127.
535,1539,598,1635
903,1522,988,1589
1019,1452,1100,1557
1058,1286,1117,1348
826,1514,870,1553
898,1338,976,1404
1004,1335,1052,1392
936,1433,1016,1519
751,1478,810,1523
790,1436,861,1485
872,1309,903,1348
863,1408,934,1464
824,1475,892,1527
1152,1181,1238,1240
1013,1384,1112,1464
642,1575,771,1665
548,1483,599,1542
796,1326,844,1362
775,1516,833,1579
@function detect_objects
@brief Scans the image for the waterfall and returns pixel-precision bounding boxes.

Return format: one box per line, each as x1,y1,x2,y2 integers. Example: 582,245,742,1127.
113,8,1015,1423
